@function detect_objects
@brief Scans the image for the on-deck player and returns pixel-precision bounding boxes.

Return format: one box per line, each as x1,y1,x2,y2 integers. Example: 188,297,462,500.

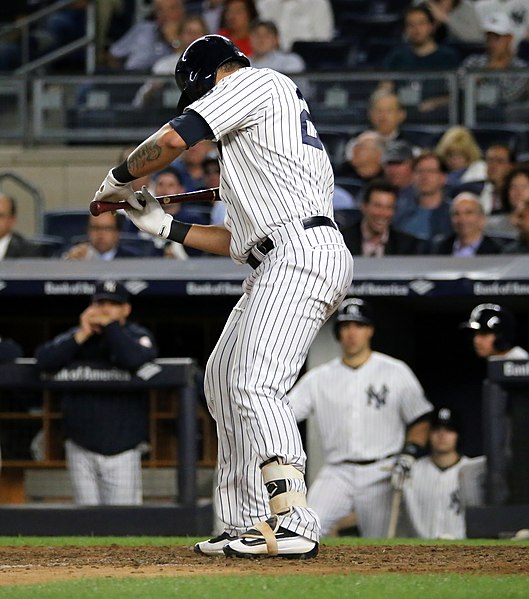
401,407,486,539
287,298,433,537
91,34,353,558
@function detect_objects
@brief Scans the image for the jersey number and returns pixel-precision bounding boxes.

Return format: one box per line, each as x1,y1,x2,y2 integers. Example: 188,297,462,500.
300,109,323,151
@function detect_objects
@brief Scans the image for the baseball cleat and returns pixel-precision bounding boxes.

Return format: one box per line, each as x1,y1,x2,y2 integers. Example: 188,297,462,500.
194,531,237,555
223,516,318,559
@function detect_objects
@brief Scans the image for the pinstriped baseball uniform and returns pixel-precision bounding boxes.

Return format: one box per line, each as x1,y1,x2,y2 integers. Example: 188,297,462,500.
288,352,432,537
402,455,476,539
189,66,354,541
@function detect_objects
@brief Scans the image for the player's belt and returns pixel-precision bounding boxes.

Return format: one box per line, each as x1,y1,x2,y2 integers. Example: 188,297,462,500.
341,453,397,466
247,216,337,269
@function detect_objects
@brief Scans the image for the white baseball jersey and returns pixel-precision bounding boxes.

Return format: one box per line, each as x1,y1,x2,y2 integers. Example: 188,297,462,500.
403,455,476,539
193,65,354,542
188,67,334,263
289,352,433,463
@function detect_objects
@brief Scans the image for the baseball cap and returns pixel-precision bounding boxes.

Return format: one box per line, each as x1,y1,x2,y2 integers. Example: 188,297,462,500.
382,140,414,165
92,279,129,304
483,12,514,36
431,407,460,433
335,298,375,326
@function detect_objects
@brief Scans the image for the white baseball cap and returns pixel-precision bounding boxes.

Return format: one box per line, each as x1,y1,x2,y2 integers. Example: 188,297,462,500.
483,12,514,36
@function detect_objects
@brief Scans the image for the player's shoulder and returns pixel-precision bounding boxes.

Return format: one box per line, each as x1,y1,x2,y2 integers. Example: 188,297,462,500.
303,357,342,379
370,351,411,371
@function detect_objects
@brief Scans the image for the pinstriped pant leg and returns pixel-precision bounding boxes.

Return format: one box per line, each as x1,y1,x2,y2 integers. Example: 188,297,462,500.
65,439,101,505
204,295,269,536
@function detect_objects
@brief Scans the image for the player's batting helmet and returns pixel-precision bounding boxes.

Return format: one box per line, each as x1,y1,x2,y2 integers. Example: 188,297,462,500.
333,298,375,339
174,34,250,114
461,303,516,351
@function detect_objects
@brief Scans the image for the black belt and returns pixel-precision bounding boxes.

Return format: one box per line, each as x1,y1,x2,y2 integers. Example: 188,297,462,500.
341,453,397,466
247,216,337,269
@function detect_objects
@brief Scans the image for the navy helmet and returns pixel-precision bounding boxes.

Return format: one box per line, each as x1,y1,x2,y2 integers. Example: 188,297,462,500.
333,298,375,339
174,35,250,114
461,303,516,351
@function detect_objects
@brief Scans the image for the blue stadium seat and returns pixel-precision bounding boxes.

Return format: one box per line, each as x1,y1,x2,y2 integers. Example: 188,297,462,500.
28,235,66,257
42,210,89,242
470,125,528,154
292,39,356,70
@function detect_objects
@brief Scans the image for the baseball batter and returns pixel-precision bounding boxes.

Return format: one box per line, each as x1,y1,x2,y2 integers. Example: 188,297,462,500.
288,298,433,537
402,407,486,539
91,35,353,558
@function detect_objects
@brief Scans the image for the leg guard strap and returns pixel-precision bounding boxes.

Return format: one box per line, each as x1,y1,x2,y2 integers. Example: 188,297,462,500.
261,459,308,515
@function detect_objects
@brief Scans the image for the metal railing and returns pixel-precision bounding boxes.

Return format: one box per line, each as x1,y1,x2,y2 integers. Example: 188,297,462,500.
0,0,96,75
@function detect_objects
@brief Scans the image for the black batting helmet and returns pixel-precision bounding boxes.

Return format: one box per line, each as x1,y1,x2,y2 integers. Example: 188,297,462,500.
333,298,375,339
174,35,250,114
461,303,516,351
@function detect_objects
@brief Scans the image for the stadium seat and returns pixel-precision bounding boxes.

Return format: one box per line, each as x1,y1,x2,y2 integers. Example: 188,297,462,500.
292,39,356,70
518,39,529,62
66,233,161,257
28,235,66,257
337,12,402,40
334,177,364,198
318,130,351,167
447,42,486,61
400,125,445,149
42,209,89,242
470,125,527,154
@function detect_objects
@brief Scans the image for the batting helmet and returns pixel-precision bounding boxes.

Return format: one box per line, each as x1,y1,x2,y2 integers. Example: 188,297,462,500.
174,34,250,113
333,298,375,339
461,303,516,351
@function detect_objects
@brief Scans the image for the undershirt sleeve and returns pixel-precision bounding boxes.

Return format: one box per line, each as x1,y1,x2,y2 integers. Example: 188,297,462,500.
169,110,214,147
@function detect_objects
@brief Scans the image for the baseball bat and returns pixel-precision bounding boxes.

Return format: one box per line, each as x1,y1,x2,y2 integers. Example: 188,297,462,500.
89,187,220,217
386,488,402,539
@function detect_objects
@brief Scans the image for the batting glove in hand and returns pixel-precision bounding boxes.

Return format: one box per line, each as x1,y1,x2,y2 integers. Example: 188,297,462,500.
126,186,173,239
92,169,143,210
390,453,415,490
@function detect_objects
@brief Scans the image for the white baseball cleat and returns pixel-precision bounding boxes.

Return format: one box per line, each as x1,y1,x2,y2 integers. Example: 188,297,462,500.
223,516,318,559
194,532,237,555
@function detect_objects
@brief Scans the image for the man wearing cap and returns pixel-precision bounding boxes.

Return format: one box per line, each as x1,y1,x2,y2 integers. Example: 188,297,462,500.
458,11,528,117
401,407,486,539
287,298,433,537
382,140,417,218
35,280,158,505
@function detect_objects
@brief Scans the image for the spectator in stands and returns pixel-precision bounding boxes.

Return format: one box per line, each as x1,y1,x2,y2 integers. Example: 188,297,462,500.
132,14,208,107
381,5,460,115
249,20,305,73
0,193,43,259
108,0,185,71
421,0,485,43
475,0,529,49
394,151,452,242
435,126,487,187
402,407,486,539
256,0,334,52
503,199,529,253
62,212,144,260
34,279,158,505
382,140,417,217
340,179,427,257
365,91,417,149
457,12,528,121
480,143,516,216
430,191,503,255
335,131,384,182
218,0,258,57
203,0,224,33
172,139,217,191
490,163,529,237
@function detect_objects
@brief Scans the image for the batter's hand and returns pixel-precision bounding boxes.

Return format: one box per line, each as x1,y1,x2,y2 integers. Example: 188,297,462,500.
126,186,173,239
92,169,143,210
390,453,415,490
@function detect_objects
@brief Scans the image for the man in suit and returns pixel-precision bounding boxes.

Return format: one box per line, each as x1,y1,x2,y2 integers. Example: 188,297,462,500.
0,193,42,259
340,179,427,256
431,192,503,255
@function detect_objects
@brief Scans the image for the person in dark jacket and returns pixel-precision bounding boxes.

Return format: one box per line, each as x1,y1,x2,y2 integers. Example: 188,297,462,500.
0,193,42,259
340,179,427,256
0,337,22,364
34,279,158,505
431,192,503,255
503,199,529,254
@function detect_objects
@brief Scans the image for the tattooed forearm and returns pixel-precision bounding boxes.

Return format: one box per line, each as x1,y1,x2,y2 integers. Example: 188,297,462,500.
127,141,162,174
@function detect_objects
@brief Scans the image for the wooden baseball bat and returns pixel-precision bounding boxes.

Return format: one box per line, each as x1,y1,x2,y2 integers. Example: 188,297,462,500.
89,187,220,217
387,488,403,539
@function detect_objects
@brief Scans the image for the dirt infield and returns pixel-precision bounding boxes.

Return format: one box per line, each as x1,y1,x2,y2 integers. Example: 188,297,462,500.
0,544,527,586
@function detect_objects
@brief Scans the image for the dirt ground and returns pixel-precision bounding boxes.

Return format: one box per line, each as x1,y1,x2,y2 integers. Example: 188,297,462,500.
0,544,527,586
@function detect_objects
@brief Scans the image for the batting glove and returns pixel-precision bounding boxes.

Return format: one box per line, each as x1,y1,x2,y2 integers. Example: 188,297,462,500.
92,169,143,210
390,443,424,490
126,186,173,239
